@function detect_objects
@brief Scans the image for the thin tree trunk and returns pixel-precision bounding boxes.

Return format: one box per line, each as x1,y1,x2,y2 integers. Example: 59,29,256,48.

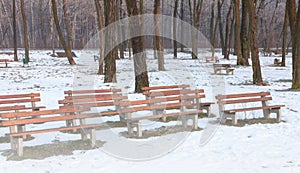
180,0,184,52
210,0,215,57
63,0,73,49
13,0,18,61
119,0,125,59
224,0,233,60
281,3,288,67
173,0,179,59
21,0,30,62
293,0,300,88
94,0,105,75
51,0,76,65
218,0,225,56
154,0,165,71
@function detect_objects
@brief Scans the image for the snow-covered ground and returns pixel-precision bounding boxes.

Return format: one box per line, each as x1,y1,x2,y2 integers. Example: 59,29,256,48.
0,49,299,172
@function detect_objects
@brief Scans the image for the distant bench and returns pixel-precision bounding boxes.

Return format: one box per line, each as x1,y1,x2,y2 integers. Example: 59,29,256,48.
205,56,219,63
216,92,285,125
213,63,234,75
0,59,9,68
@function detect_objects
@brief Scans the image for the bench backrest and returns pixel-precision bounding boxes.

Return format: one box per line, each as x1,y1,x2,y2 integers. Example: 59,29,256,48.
215,92,272,111
119,89,204,118
59,89,127,111
142,85,189,97
0,93,44,113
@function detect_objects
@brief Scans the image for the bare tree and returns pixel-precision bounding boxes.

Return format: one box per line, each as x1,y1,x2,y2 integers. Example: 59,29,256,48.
173,0,179,59
233,0,243,65
240,0,250,65
51,0,76,65
281,3,288,67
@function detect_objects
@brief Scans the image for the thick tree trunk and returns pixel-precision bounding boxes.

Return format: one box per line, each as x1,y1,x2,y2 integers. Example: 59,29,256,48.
180,0,185,52
217,0,225,56
173,0,179,59
51,0,76,65
249,0,263,85
104,0,117,83
21,0,30,62
125,0,149,93
233,0,243,64
240,0,250,65
13,0,18,61
154,0,165,71
210,0,215,57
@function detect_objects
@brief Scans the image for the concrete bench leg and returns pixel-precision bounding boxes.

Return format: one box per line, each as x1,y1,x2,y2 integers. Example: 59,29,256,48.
12,137,24,157
271,108,281,122
232,114,238,125
191,114,198,130
88,128,96,148
127,121,142,137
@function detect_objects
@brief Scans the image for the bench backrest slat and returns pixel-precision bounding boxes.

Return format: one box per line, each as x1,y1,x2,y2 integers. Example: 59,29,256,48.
218,97,272,105
0,93,40,99
216,92,270,100
0,98,41,105
64,89,121,95
145,89,204,97
141,85,189,91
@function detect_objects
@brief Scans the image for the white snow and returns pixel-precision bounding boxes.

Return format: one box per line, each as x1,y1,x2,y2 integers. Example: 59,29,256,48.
0,49,300,172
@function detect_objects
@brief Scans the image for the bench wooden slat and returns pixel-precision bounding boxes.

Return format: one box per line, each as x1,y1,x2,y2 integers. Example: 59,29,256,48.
0,111,119,126
1,107,90,119
141,85,189,91
218,97,272,105
64,93,122,100
0,93,40,99
59,101,117,109
6,124,102,137
0,98,41,105
58,95,126,104
216,92,270,99
0,105,26,111
225,105,285,113
145,89,204,97
129,110,203,122
64,89,121,95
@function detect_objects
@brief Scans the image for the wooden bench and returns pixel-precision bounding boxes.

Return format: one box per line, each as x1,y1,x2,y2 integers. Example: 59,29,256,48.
215,92,285,125
58,89,127,126
213,63,234,75
205,56,219,63
0,106,105,156
142,85,214,117
0,93,46,119
0,59,9,68
120,89,204,137
274,58,282,66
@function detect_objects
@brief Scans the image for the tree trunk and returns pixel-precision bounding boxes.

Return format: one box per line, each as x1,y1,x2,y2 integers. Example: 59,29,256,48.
21,0,30,62
292,0,300,89
191,0,204,59
224,0,233,60
217,0,225,56
154,0,165,71
180,0,185,52
12,0,18,61
125,0,149,93
94,0,105,75
119,0,125,59
51,0,76,65
104,0,117,83
240,0,250,65
173,0,179,59
249,0,263,85
233,0,243,64
210,0,215,57
63,0,73,49
281,3,288,67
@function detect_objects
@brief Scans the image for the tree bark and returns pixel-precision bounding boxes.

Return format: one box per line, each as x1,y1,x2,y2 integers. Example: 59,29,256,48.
249,0,263,85
63,0,73,49
125,0,149,93
224,0,233,60
240,0,250,65
104,0,117,83
94,0,105,75
154,0,165,71
233,0,243,64
292,0,300,89
281,3,288,67
173,0,179,59
51,0,76,65
12,0,18,61
21,0,30,62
